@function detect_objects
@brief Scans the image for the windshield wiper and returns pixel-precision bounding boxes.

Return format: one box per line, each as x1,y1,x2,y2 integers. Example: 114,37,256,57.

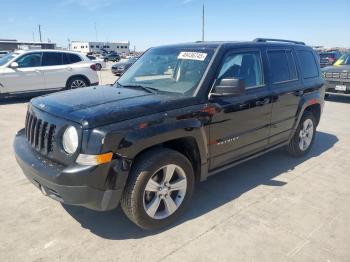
117,83,159,94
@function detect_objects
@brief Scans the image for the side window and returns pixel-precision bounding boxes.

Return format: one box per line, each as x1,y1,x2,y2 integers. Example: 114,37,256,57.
42,52,63,66
268,50,298,83
296,50,319,79
286,51,298,80
63,53,82,64
69,54,82,63
217,51,264,88
15,53,42,68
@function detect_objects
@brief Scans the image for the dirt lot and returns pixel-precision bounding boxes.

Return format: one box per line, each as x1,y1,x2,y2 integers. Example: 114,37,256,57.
0,69,349,262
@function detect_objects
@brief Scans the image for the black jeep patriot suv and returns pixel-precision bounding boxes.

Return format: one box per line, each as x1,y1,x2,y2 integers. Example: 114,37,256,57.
14,38,325,230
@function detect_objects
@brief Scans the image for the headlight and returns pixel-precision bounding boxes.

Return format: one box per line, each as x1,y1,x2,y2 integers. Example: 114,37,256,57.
62,126,78,154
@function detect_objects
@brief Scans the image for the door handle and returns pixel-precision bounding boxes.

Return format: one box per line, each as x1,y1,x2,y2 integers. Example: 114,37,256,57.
255,98,270,106
294,90,304,96
66,67,73,71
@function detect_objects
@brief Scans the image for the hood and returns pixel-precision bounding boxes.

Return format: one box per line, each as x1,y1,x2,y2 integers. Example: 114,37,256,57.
31,85,196,128
322,65,350,72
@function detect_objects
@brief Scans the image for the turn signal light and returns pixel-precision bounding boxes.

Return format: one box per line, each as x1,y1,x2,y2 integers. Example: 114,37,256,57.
76,152,113,165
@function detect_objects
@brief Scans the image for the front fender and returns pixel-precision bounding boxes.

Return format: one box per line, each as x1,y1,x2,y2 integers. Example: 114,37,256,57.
116,118,209,164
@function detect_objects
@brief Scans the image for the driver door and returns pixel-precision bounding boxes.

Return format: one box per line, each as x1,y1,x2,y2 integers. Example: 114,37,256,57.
208,49,273,170
2,52,45,94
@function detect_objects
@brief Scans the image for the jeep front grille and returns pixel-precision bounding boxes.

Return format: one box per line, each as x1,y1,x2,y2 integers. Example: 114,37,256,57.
25,111,56,154
325,72,350,80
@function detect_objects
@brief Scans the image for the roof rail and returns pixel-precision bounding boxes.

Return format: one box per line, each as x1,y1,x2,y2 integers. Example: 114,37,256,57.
253,38,305,45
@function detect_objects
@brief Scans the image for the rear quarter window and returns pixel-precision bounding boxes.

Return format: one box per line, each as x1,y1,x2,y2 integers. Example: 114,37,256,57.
63,53,82,64
296,50,319,79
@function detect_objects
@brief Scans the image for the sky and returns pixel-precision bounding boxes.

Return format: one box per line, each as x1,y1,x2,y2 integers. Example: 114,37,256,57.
1,0,349,51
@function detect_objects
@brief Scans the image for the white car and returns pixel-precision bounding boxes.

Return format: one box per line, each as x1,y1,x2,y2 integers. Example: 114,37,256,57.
0,51,9,58
0,50,99,98
86,55,106,70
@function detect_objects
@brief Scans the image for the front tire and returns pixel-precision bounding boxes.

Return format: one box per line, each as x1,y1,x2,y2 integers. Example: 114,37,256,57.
287,111,316,157
121,148,194,230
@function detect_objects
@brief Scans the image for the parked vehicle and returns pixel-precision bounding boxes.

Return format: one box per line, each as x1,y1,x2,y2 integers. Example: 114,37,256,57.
14,39,324,230
87,55,106,70
0,51,9,58
104,53,120,62
322,53,350,95
111,57,138,75
319,51,342,68
0,50,99,98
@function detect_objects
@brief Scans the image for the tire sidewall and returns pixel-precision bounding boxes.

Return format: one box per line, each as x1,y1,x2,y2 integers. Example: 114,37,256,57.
292,111,317,156
128,150,194,229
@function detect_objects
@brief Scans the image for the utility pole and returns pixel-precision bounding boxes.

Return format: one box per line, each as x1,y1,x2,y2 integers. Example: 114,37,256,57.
38,24,42,42
32,32,35,42
202,4,205,41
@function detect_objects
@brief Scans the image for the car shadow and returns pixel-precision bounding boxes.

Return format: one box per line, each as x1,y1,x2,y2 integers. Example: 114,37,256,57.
63,131,338,239
0,96,32,105
325,95,350,104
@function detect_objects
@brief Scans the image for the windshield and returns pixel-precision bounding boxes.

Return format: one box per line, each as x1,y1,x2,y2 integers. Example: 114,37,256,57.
117,47,214,96
335,54,350,66
0,52,17,66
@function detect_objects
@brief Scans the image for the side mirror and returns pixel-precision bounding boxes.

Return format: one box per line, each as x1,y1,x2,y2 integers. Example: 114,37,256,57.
9,62,19,69
210,78,245,97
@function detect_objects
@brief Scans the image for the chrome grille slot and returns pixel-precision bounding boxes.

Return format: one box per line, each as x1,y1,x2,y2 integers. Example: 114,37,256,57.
25,110,56,155
332,72,340,78
340,72,347,79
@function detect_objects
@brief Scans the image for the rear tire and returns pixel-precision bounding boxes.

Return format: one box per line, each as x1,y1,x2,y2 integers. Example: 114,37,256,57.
66,77,89,90
287,111,316,157
121,148,194,230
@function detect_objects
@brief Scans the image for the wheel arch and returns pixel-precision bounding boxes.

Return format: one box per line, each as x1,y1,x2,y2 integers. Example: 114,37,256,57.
129,136,205,183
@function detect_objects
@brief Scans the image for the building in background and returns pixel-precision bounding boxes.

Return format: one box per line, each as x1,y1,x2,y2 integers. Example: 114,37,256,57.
71,41,130,54
0,39,56,51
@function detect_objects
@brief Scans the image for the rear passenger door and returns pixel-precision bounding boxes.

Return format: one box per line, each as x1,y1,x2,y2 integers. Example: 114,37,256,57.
267,48,303,145
41,52,72,90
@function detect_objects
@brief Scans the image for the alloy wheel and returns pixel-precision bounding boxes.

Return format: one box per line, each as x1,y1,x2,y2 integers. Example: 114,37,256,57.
298,118,314,151
143,164,187,219
70,79,86,89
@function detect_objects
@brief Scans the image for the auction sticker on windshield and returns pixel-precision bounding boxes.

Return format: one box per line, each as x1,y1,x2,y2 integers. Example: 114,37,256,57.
178,52,207,61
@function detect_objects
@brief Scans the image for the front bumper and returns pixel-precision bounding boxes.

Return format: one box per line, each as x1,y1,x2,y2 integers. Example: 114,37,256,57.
324,80,350,95
14,129,126,211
